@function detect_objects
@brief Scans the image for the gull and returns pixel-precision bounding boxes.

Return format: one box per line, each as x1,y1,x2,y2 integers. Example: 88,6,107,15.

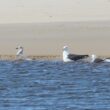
63,46,89,62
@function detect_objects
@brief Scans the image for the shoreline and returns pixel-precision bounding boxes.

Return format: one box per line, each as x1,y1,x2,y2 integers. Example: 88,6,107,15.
0,55,109,61
0,55,60,60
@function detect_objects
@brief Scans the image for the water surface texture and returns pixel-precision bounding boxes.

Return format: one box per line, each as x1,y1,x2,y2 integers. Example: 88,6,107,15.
0,60,110,110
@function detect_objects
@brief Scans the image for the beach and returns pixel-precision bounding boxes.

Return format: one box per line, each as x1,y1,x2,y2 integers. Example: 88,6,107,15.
0,21,110,59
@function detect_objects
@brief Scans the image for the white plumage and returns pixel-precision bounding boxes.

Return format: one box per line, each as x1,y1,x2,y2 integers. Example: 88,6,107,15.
16,46,23,57
63,46,89,62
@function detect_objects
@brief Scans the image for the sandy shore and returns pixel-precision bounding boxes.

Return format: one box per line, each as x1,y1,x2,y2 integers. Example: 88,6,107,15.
0,21,110,58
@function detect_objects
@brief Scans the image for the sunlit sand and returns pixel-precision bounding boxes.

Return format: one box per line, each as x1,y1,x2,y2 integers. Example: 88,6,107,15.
0,21,110,60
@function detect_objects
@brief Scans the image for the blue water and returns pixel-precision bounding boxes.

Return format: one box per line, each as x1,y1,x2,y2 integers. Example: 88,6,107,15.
0,60,110,110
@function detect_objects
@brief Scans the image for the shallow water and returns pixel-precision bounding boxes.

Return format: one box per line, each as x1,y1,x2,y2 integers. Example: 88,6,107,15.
0,60,110,110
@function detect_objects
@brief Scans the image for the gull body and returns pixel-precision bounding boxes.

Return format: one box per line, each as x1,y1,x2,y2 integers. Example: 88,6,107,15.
16,46,23,57
63,46,89,62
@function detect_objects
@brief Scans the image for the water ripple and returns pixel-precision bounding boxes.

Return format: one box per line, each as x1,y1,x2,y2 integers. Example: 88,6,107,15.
0,60,110,109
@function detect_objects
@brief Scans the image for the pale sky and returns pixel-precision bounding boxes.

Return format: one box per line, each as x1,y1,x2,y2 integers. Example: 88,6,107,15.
0,0,110,23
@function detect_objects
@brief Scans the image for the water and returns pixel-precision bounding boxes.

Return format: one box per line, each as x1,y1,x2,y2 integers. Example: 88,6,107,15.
0,60,110,110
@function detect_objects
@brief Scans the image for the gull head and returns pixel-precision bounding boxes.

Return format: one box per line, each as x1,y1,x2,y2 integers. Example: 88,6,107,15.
63,46,69,51
16,46,23,50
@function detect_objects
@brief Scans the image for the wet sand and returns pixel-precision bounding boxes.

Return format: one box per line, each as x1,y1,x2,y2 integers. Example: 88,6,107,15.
0,55,60,60
0,21,110,59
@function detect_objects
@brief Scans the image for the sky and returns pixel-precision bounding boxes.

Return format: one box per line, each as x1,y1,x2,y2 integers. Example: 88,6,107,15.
0,0,110,23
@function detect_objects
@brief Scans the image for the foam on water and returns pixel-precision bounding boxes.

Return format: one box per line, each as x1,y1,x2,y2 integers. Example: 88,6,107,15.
0,60,110,110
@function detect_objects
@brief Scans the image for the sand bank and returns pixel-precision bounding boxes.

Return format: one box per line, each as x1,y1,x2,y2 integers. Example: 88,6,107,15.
0,21,110,56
